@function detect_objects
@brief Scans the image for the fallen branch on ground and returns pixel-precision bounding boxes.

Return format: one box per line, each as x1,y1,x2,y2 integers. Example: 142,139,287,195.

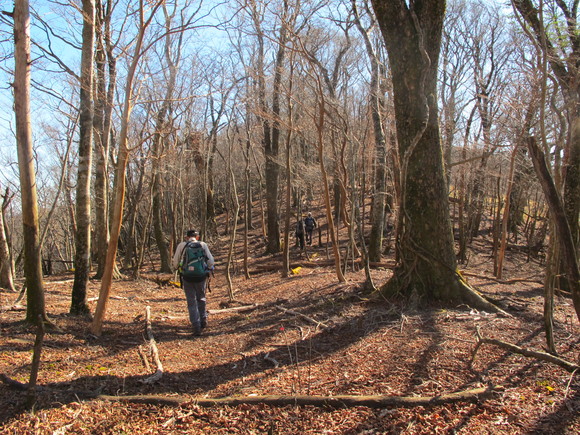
208,304,260,314
471,329,580,373
138,345,151,372
461,272,542,285
96,386,500,408
142,306,163,384
88,295,128,302
13,283,26,304
263,352,279,368
274,304,328,329
27,317,45,407
0,304,25,312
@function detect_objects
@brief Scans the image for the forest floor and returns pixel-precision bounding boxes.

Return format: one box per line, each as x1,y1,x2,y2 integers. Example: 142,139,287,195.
0,224,579,434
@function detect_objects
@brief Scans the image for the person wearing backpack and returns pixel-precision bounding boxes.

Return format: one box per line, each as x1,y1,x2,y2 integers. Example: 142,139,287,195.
172,229,215,337
304,212,317,245
295,219,305,250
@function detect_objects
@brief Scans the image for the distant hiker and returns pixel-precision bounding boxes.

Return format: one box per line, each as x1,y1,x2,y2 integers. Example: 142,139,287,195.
304,212,317,245
172,229,215,337
295,219,305,250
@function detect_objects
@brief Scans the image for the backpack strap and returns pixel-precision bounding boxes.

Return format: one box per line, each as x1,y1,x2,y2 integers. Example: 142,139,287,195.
179,241,193,273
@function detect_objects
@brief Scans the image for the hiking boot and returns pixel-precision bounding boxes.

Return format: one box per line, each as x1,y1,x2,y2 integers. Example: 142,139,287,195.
192,328,202,337
200,319,207,330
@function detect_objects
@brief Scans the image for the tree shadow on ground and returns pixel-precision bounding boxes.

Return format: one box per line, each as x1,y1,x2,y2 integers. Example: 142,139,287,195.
0,284,396,422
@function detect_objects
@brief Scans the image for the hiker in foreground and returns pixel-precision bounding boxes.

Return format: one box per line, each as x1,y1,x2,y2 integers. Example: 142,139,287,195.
172,229,215,336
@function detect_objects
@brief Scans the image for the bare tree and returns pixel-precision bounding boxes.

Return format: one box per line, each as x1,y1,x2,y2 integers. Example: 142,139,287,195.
70,0,96,316
93,0,118,279
0,186,16,292
12,0,48,325
148,1,194,273
91,0,165,336
352,0,388,263
512,0,580,295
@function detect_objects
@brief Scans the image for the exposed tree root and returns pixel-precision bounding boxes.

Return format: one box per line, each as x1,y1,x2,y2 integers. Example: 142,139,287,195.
381,267,510,316
455,277,511,317
96,386,500,409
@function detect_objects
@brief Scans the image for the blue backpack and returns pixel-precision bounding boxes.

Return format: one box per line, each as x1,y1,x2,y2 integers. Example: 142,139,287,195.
180,242,207,279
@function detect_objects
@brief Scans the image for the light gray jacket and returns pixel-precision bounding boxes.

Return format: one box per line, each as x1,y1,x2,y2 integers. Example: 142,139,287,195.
172,237,215,272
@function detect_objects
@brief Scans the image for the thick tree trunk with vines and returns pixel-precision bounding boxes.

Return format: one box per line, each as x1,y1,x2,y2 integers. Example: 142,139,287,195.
372,0,503,311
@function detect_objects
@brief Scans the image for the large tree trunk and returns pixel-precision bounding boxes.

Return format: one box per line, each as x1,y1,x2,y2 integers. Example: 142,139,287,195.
71,0,95,315
371,0,501,311
14,0,48,325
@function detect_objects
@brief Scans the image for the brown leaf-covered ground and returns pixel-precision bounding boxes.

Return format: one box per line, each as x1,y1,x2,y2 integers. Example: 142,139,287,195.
0,228,579,434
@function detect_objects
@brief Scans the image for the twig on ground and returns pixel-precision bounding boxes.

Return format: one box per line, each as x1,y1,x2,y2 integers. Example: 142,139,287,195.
461,271,542,285
138,345,151,372
264,352,280,368
142,306,163,384
208,304,260,314
13,283,26,304
274,305,328,329
0,304,25,312
27,315,45,407
564,369,578,400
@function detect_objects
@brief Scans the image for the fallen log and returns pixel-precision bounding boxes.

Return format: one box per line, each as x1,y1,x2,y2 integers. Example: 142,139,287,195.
471,330,580,373
97,385,499,408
